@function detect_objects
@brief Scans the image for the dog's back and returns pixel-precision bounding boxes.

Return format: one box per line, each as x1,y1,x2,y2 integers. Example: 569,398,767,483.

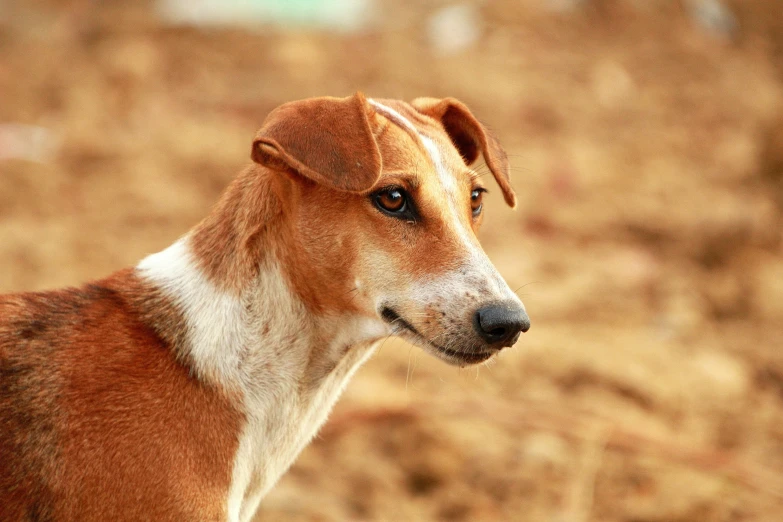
0,288,64,521
0,271,242,521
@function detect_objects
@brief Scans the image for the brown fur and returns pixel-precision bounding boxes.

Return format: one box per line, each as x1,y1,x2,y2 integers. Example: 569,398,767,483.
0,273,242,522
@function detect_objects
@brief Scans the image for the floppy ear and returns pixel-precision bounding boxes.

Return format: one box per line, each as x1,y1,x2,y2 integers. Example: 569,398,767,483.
411,97,516,208
251,92,382,192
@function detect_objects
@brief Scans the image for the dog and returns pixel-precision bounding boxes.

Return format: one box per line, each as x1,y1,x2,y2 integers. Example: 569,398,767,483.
0,93,530,522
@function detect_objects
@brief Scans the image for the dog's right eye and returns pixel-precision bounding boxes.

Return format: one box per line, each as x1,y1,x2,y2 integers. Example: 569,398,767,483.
376,188,405,212
372,187,417,221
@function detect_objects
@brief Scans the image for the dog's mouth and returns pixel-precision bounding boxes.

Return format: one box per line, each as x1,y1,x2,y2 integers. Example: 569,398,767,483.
380,306,494,365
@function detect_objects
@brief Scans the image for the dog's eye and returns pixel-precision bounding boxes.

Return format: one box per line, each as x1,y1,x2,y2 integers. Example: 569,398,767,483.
471,188,486,217
376,188,406,212
372,187,418,221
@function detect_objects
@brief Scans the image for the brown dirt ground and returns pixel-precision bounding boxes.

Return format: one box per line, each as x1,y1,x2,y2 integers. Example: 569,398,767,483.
2,1,783,520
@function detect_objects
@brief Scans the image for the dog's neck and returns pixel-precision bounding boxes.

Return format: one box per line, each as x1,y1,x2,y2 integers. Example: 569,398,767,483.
135,167,386,521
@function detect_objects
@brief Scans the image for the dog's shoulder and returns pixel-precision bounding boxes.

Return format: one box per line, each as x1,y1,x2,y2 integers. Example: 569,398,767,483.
0,272,243,521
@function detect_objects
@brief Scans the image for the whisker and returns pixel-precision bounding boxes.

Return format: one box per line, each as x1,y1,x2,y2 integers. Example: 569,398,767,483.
410,351,420,389
344,287,361,306
513,281,540,295
405,344,415,393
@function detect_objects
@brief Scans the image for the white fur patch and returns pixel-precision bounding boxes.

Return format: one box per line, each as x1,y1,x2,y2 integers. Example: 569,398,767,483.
226,311,386,522
137,237,249,382
368,99,419,135
419,134,460,196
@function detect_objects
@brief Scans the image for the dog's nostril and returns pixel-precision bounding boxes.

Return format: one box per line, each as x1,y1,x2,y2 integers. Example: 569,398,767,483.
474,303,530,347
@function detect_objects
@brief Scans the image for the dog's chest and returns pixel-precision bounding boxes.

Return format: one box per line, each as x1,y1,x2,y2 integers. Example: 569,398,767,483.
226,339,378,522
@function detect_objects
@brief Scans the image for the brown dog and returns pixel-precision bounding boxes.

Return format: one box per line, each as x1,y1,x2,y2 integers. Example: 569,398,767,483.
0,93,529,522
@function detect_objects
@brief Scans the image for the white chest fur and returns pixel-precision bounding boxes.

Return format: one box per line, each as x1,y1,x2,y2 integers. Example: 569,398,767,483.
136,237,387,522
228,335,380,522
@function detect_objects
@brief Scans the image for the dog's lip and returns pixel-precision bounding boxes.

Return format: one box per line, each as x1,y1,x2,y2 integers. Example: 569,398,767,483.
380,306,495,365
435,345,495,364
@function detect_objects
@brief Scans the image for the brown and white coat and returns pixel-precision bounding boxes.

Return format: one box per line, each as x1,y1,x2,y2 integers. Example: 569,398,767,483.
0,93,529,522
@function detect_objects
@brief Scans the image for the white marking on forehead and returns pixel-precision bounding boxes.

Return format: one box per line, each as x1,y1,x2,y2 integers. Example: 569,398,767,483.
368,99,418,135
418,134,469,248
419,135,459,195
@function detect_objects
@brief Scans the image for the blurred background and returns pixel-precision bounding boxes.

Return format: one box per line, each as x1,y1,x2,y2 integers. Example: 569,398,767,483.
2,0,783,520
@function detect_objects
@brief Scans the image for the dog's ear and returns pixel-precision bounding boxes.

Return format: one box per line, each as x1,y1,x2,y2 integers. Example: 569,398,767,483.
411,97,516,208
252,92,382,192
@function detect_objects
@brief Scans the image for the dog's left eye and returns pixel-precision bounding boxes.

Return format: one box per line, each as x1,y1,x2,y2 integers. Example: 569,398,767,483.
471,188,486,217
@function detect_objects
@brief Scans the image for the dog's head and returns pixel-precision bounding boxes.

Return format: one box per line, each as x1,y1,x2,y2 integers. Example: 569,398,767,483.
252,92,529,365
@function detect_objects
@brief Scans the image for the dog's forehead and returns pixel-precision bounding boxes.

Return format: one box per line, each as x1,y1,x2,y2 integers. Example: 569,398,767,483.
370,99,471,188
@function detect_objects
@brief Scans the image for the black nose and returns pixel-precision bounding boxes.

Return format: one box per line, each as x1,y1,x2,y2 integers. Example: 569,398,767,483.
474,303,530,347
